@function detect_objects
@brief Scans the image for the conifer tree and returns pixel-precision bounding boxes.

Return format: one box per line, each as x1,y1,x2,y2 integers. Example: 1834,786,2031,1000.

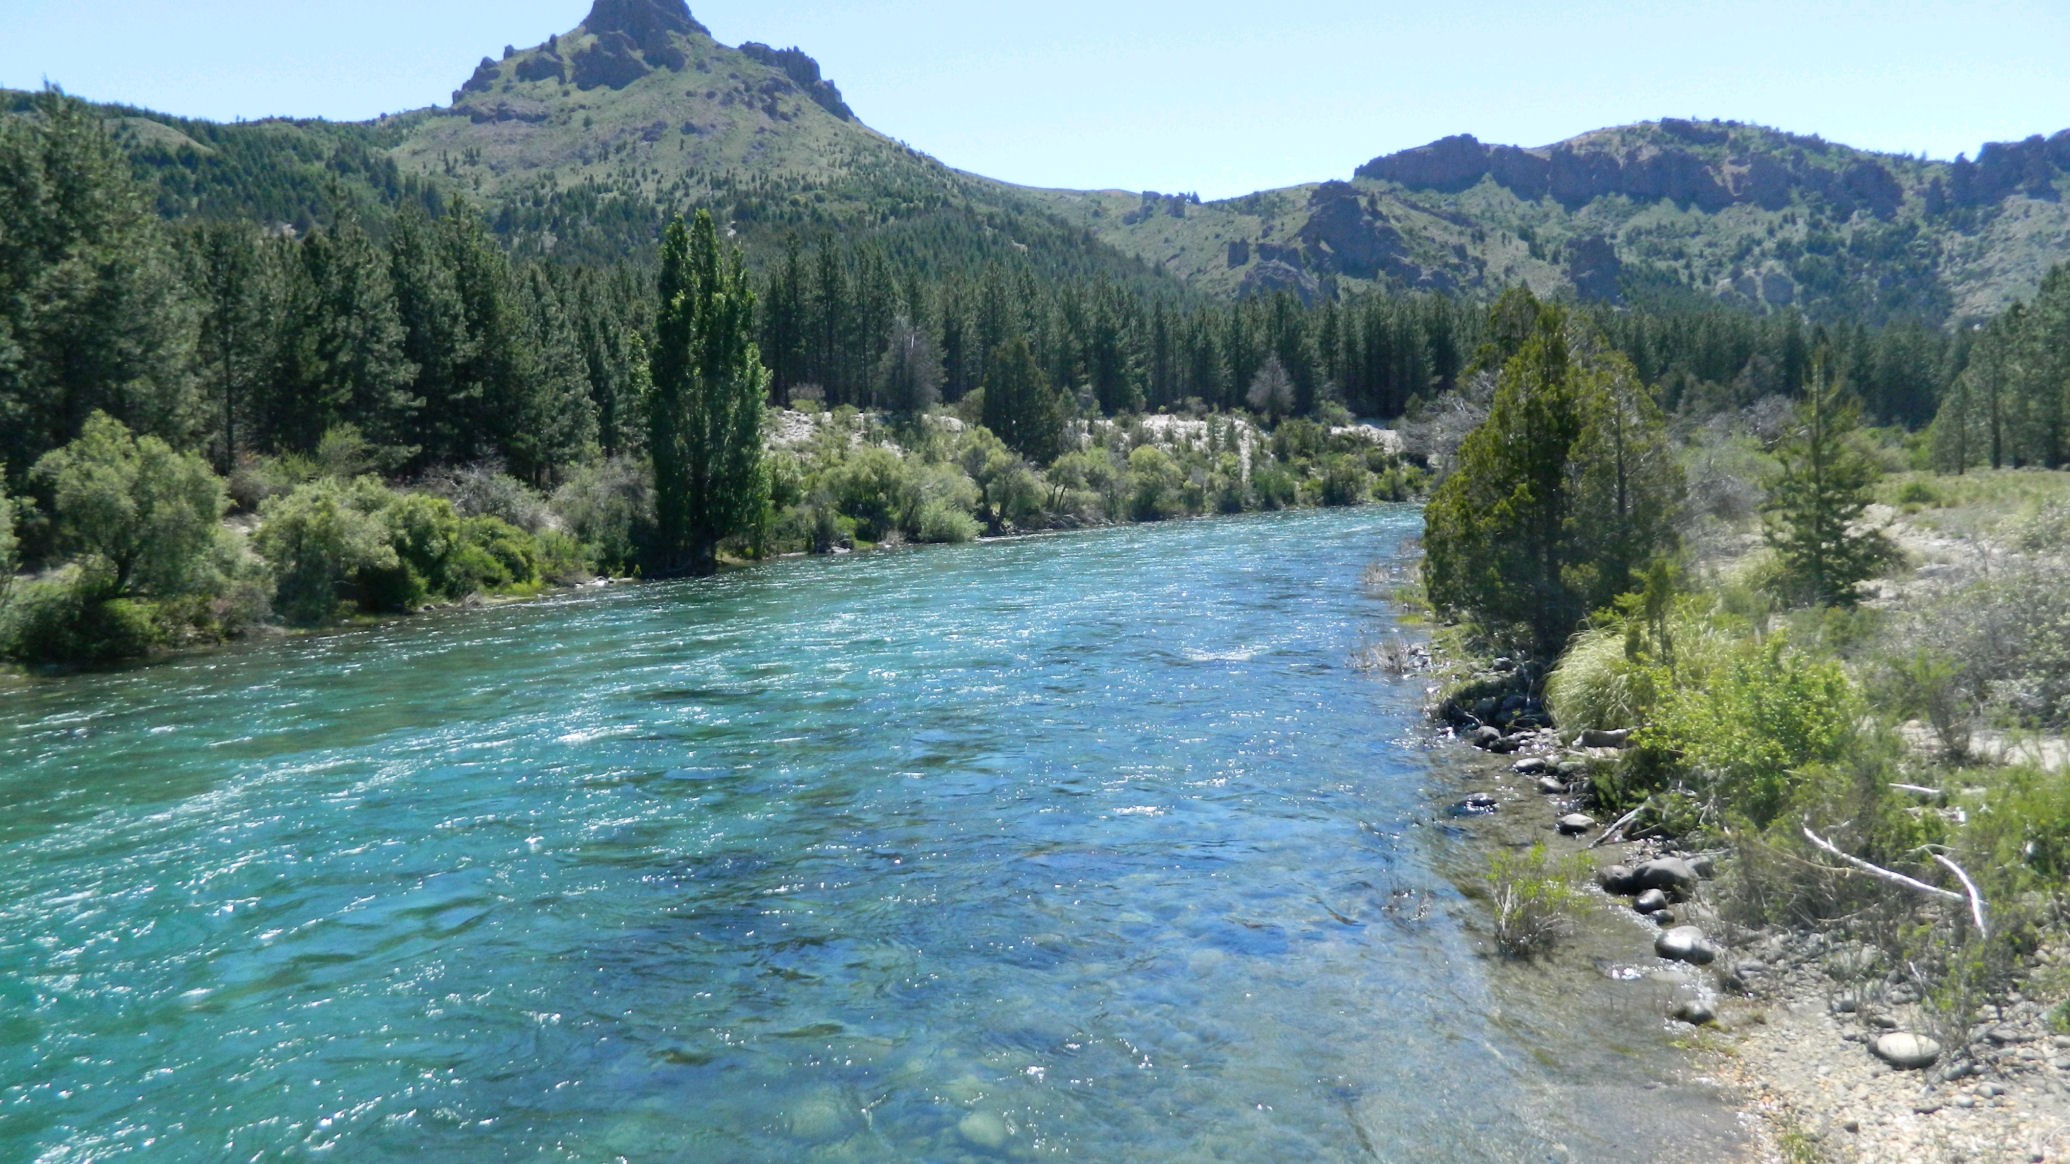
982,336,1066,465
272,216,416,458
1762,354,1891,607
182,221,280,473
387,205,474,468
646,211,768,577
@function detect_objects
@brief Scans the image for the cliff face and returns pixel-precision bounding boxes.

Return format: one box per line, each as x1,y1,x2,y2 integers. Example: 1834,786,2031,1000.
1355,122,1929,220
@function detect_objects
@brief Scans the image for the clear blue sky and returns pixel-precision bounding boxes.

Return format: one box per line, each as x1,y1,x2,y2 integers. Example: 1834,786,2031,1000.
4,0,2065,199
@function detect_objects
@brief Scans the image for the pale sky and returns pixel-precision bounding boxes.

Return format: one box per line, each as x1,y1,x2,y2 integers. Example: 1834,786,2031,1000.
3,0,2065,199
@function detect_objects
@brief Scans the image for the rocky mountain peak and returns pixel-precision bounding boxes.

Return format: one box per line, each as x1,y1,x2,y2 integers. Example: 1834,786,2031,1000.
583,0,707,42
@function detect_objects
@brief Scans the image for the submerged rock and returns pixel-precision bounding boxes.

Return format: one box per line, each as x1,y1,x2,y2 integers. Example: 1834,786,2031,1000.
1655,926,1718,966
1673,1000,1717,1026
958,1111,1011,1150
1871,1032,1943,1070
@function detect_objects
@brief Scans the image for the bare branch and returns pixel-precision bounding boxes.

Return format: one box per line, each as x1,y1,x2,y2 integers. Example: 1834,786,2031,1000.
1800,825,1965,905
1930,853,1990,941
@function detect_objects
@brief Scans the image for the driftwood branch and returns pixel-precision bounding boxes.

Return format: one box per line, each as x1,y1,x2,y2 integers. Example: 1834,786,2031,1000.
1930,853,1991,940
1890,783,1947,802
1589,800,1650,849
1801,824,1967,906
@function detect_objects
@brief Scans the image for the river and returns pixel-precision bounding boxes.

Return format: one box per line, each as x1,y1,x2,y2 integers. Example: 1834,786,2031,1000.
0,507,1741,1161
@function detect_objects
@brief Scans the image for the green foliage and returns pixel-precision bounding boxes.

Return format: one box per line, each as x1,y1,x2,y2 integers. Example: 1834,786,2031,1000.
1762,353,1894,607
253,478,400,624
1483,843,1595,960
551,456,651,575
1126,446,1184,521
647,212,768,575
982,336,1067,466
0,564,158,665
33,412,227,599
1423,295,1682,656
1637,635,1860,829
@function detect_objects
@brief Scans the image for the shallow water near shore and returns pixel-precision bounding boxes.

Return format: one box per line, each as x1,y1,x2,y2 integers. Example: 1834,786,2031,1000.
0,506,1742,1161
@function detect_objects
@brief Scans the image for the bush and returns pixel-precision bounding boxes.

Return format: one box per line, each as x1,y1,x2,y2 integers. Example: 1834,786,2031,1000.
0,565,158,664
1317,455,1371,507
914,500,980,544
34,412,228,601
1484,843,1595,959
254,479,401,625
550,457,651,575
421,464,550,533
1637,635,1860,829
1127,446,1184,521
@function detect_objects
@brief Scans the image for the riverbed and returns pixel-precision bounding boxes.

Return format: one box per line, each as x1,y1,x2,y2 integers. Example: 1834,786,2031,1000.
0,507,1743,1161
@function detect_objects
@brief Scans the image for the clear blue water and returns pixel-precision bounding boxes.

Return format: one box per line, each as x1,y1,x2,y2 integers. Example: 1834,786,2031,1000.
0,508,1728,1162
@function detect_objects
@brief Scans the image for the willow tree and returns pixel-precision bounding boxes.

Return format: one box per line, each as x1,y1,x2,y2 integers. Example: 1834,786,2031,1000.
646,211,768,577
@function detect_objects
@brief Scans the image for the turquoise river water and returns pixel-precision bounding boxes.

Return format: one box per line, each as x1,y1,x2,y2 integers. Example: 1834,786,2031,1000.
0,507,1735,1162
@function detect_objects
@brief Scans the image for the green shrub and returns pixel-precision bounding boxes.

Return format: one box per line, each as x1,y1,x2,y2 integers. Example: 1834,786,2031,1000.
914,500,980,544
551,457,650,575
1127,446,1184,521
0,565,157,664
1484,842,1595,959
1317,455,1371,507
254,479,400,625
1638,635,1860,829
34,412,228,601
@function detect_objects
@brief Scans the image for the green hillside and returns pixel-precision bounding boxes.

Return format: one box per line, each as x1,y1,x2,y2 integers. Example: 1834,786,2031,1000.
10,1,2070,322
1030,120,2070,325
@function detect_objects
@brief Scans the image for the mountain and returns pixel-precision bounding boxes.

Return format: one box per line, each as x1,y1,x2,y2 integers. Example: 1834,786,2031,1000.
1028,120,2070,324
12,0,2070,323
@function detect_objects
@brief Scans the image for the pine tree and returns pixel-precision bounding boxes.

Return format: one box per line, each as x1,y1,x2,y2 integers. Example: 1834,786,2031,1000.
0,89,199,483
181,221,280,473
646,211,769,577
981,336,1066,465
272,216,417,458
514,265,598,482
1762,354,1892,607
388,205,474,469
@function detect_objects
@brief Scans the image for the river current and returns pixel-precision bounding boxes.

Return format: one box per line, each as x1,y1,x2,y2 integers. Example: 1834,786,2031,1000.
0,507,1731,1161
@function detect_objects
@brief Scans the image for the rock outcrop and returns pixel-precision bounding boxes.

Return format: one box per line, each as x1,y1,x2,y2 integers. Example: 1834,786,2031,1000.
739,43,854,121
571,0,705,90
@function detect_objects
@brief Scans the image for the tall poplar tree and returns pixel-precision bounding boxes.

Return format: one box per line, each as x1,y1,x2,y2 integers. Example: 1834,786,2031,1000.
646,211,768,577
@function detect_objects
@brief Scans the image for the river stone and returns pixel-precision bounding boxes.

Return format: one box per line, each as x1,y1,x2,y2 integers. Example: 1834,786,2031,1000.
1513,757,1549,776
1557,813,1596,836
1537,776,1569,795
1634,888,1671,915
958,1111,1011,1150
1472,726,1503,749
1674,1000,1717,1026
1872,1032,1943,1070
1488,734,1521,754
1631,857,1700,898
1655,926,1718,966
1581,728,1632,749
1598,865,1640,895
1464,791,1498,810
787,1094,851,1141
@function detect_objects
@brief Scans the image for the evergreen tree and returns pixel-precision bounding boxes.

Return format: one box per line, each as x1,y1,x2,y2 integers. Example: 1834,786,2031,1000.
271,216,417,457
387,205,474,468
1422,297,1680,656
181,221,280,473
514,265,598,482
1762,354,1892,607
877,318,944,415
0,89,199,484
646,211,768,577
981,336,1066,465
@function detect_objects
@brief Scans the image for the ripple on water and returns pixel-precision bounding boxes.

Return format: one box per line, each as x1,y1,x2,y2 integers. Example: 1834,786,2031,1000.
0,509,1727,1161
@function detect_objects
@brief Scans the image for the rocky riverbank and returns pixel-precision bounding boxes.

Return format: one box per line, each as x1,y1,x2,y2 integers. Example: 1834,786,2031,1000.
1446,718,2070,1163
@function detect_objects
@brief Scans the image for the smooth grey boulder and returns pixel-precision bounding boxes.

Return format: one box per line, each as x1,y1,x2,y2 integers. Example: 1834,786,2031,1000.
1472,726,1503,749
1598,865,1640,895
1580,728,1632,749
1633,888,1671,914
1557,813,1596,836
1655,926,1718,966
1871,1032,1943,1070
1513,756,1550,776
1537,776,1569,795
1631,857,1700,898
